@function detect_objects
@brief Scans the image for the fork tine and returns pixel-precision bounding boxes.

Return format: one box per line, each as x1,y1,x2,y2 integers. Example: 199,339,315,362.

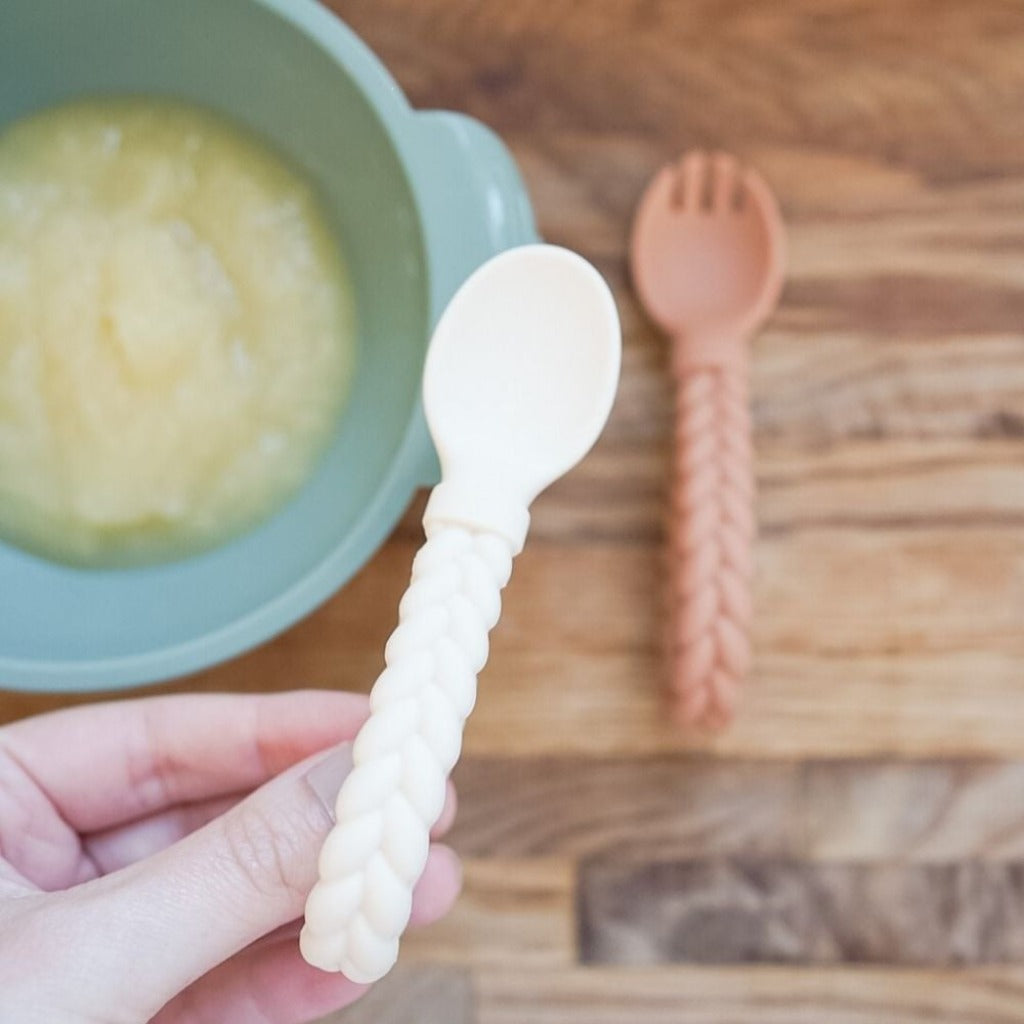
645,164,680,211
678,151,707,212
741,166,780,220
711,152,740,212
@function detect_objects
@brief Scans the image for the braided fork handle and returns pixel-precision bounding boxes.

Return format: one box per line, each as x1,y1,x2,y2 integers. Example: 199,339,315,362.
300,524,513,983
667,340,754,729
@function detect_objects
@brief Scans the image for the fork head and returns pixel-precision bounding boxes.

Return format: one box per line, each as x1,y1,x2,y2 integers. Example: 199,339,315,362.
630,151,785,349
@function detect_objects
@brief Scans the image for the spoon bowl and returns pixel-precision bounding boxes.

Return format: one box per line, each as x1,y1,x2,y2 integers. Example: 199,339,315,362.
423,244,621,548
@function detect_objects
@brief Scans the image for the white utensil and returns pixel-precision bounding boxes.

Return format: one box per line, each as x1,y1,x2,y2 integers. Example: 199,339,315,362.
300,244,621,982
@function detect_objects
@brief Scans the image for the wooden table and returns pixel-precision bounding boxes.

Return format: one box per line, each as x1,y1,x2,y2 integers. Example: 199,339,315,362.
5,2,1024,1020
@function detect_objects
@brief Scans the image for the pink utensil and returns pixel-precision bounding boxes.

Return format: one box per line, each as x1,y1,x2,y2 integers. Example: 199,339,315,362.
630,151,785,729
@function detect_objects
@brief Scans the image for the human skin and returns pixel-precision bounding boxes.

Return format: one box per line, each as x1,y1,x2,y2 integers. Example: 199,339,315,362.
0,690,461,1023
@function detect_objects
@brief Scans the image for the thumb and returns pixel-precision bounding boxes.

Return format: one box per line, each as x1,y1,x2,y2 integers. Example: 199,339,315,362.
65,744,354,1017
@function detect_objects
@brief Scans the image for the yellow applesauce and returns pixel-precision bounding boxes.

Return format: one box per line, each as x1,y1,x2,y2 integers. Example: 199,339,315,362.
0,99,355,566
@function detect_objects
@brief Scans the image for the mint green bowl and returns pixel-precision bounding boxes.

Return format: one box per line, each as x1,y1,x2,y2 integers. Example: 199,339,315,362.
0,0,537,692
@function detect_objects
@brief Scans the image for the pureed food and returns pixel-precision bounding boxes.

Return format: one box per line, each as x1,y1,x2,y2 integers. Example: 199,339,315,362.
0,98,355,566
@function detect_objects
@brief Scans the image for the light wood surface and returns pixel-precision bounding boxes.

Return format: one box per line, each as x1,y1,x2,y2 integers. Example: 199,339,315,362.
3,0,1024,1020
474,967,1024,1024
450,758,1024,862
402,858,576,967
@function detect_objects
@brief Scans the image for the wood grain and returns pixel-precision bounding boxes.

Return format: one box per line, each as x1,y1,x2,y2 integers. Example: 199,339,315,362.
803,761,1024,862
403,859,576,967
3,0,1023,1020
451,759,800,860
9,508,1024,758
579,859,1024,966
452,758,1024,863
476,966,1024,1024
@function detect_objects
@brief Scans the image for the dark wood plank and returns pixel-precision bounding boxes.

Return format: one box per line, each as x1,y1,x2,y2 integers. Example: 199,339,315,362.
578,859,1024,966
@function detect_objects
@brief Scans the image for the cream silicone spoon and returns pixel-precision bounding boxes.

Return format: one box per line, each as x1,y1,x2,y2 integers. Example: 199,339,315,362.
300,244,621,983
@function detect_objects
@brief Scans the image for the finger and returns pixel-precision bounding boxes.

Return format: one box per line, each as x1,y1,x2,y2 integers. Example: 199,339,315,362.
82,794,241,876
0,856,37,897
152,935,368,1024
60,745,462,1018
81,740,350,876
409,843,462,925
153,850,462,1024
1,690,368,832
213,847,464,958
431,783,458,839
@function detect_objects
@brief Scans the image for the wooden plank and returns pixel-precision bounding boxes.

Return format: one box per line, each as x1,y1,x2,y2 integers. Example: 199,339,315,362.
525,436,1024,545
218,502,1024,761
451,759,799,859
5,509,1024,757
452,758,1024,862
804,761,1024,862
336,0,1024,180
320,966,472,1024
578,858,1024,966
402,858,575,967
475,510,1024,756
475,966,1024,1024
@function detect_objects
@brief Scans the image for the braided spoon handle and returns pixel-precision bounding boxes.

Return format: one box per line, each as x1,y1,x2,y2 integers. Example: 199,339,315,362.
300,524,513,983
668,359,754,729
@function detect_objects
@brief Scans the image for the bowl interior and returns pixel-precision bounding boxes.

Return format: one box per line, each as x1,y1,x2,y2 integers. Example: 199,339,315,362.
0,0,428,683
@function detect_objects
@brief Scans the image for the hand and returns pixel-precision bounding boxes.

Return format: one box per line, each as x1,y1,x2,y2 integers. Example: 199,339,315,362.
0,691,462,1023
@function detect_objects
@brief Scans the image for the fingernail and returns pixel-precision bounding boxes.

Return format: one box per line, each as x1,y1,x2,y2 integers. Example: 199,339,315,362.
303,743,354,819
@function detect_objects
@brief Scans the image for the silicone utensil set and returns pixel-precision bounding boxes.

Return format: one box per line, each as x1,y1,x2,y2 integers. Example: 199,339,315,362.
301,156,784,982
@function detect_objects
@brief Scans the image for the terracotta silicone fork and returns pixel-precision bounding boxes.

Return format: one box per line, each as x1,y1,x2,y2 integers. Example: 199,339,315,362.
630,151,784,730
